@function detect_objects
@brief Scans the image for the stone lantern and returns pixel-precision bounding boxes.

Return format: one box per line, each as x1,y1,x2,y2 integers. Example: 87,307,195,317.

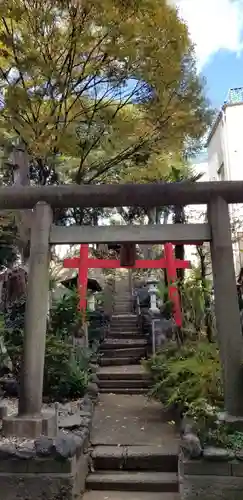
147,276,160,313
147,276,161,355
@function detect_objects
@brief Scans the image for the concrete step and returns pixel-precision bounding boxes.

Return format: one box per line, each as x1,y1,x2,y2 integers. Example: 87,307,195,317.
102,340,147,350
98,379,150,389
99,388,148,394
86,471,178,492
100,347,146,358
91,445,178,472
83,491,179,500
99,357,141,366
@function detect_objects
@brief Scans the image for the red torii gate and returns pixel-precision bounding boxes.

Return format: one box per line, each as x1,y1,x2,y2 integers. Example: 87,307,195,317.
63,243,191,327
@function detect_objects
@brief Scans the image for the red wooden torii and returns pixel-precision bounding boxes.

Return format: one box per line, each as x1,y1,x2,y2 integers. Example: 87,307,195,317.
63,243,191,327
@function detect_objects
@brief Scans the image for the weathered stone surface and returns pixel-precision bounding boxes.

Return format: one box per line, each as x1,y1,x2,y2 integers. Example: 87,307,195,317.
179,474,243,500
0,404,7,418
15,441,36,459
54,434,77,459
232,462,243,476
90,364,99,373
182,458,231,476
59,412,83,430
80,411,92,419
87,382,99,399
2,414,42,439
203,447,235,461
0,443,17,458
180,418,197,437
0,471,74,500
180,434,202,459
35,437,54,457
90,373,99,384
81,395,93,412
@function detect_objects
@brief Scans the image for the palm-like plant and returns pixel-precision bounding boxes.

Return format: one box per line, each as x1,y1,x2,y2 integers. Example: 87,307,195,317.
166,165,203,282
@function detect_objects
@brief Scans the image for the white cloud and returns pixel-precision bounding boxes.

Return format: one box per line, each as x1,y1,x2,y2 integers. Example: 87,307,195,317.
174,0,243,69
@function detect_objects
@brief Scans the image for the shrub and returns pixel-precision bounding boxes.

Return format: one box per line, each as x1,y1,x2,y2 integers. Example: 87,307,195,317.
49,290,82,339
0,292,93,401
43,335,90,400
145,340,223,412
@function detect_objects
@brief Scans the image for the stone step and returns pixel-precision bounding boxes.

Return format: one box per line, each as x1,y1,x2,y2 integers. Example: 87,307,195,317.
107,332,145,340
110,325,139,331
83,491,179,500
110,320,138,325
99,388,148,394
111,318,137,324
100,347,146,358
98,379,150,389
86,471,178,492
114,306,131,314
99,357,141,366
98,366,150,380
91,445,178,472
102,340,147,350
109,330,140,336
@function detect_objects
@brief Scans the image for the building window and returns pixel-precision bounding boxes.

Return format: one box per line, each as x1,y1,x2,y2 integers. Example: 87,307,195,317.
217,162,225,181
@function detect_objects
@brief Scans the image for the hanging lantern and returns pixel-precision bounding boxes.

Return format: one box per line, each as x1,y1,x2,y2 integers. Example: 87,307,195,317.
120,243,136,267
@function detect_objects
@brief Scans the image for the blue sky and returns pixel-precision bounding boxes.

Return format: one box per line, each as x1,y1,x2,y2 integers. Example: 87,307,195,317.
202,51,243,109
175,0,243,109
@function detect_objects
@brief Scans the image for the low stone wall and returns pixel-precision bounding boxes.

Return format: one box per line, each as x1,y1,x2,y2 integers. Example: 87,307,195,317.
179,417,243,500
0,377,99,500
179,450,243,500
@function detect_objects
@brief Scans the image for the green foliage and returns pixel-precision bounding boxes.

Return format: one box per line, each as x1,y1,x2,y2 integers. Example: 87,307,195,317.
180,276,215,340
49,290,82,339
0,291,93,400
43,334,90,400
0,0,212,186
145,341,223,411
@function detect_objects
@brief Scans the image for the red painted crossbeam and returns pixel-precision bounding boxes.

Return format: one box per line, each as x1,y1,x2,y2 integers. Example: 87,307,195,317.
63,243,191,327
64,257,191,269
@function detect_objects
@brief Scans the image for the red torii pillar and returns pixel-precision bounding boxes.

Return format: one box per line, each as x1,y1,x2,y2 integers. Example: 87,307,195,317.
63,243,191,327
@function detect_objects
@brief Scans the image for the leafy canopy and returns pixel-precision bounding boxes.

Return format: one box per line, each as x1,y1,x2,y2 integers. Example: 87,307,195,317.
0,0,212,184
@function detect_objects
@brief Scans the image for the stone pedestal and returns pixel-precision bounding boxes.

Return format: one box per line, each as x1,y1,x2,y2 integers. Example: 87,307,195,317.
2,410,57,439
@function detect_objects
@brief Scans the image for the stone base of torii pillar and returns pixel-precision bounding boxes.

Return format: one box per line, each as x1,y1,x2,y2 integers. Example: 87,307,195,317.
2,202,57,439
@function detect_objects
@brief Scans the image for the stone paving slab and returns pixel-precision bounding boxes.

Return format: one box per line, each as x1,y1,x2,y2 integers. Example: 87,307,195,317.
83,491,179,500
91,394,179,447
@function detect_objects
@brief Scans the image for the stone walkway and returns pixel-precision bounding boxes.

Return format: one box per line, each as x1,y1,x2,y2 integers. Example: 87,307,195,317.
91,393,178,447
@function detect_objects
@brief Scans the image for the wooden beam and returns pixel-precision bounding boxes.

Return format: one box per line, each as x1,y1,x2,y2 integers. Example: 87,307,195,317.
50,223,211,245
1,181,243,209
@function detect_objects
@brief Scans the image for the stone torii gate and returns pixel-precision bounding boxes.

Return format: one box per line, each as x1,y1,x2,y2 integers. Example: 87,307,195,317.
63,243,191,327
0,181,242,437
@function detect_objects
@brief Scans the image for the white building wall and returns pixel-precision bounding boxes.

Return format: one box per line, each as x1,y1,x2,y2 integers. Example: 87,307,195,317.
184,160,209,270
208,117,226,181
207,102,243,276
224,104,243,181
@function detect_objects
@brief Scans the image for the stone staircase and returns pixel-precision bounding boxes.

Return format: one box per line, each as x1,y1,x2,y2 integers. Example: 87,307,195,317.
84,275,179,500
86,445,178,497
98,278,149,394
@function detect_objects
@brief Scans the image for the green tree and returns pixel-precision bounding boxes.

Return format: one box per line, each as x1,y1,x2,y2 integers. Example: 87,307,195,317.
0,0,212,186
